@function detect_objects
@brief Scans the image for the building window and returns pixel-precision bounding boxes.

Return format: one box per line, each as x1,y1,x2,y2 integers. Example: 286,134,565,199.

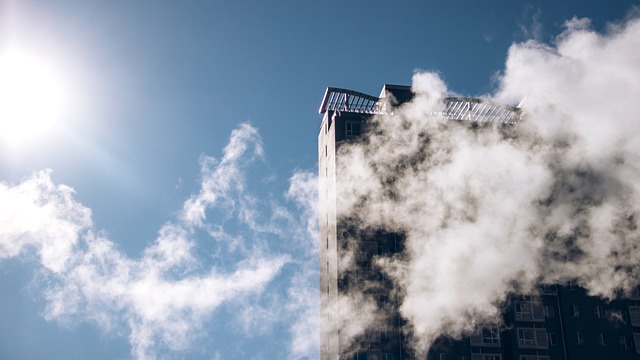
515,302,531,320
346,122,361,138
518,328,535,346
470,326,500,346
571,304,580,317
594,305,604,319
379,324,387,340
484,356,501,360
543,305,555,318
619,335,628,349
575,331,584,345
517,328,549,349
353,352,367,360
541,284,557,295
439,353,446,360
471,355,501,360
629,306,640,326
515,301,544,321
634,333,640,354
381,353,393,360
599,332,609,346
548,332,558,346
482,327,500,345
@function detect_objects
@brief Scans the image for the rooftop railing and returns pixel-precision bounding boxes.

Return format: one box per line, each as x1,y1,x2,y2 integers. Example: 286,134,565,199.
319,87,380,115
319,87,521,124
436,97,521,124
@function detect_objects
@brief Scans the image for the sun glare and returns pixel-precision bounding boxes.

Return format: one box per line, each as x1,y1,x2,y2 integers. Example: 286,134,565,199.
0,48,70,149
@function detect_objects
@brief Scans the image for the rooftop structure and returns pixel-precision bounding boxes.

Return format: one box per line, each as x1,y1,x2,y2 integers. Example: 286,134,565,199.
319,85,521,124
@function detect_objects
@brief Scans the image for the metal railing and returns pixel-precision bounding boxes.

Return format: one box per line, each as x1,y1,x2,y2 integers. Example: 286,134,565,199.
319,87,521,124
319,87,380,115
436,97,521,124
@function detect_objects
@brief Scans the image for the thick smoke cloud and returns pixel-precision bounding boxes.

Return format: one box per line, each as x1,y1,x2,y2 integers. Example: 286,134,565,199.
336,15,640,354
0,123,319,360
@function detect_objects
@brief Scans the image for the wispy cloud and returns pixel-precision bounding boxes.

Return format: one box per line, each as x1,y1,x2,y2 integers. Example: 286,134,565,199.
0,123,319,359
517,5,544,41
335,14,640,355
182,123,264,228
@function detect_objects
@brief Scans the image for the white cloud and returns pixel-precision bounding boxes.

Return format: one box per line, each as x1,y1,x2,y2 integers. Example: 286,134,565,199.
182,123,264,227
0,123,318,359
0,170,91,273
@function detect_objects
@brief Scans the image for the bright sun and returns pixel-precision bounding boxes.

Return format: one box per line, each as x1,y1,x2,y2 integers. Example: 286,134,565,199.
0,48,69,149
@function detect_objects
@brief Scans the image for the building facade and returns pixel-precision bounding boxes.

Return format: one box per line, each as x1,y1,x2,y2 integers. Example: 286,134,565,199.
318,84,640,360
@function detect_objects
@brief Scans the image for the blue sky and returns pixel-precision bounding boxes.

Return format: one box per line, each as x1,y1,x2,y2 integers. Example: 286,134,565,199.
0,1,639,359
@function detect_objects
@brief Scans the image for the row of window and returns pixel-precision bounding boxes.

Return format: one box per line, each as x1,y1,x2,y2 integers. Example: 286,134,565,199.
437,332,640,360
474,326,637,350
351,350,393,360
513,301,640,326
440,355,546,360
418,331,640,360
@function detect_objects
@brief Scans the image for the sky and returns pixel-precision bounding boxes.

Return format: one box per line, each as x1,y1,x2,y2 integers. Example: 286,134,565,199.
1,1,639,359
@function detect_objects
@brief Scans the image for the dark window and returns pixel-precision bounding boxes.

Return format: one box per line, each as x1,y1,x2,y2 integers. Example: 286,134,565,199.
515,301,544,321
346,122,361,138
629,306,640,326
571,304,580,317
633,333,640,353
353,351,368,360
515,302,531,320
482,327,500,345
380,325,388,340
518,328,535,346
517,328,548,349
471,355,501,360
599,332,608,346
619,336,628,349
470,326,500,346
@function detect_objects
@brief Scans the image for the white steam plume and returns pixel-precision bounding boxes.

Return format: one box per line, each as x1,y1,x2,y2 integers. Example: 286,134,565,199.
336,15,640,354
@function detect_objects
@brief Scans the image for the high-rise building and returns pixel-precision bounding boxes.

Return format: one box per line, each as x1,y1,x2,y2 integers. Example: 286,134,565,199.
318,84,640,360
